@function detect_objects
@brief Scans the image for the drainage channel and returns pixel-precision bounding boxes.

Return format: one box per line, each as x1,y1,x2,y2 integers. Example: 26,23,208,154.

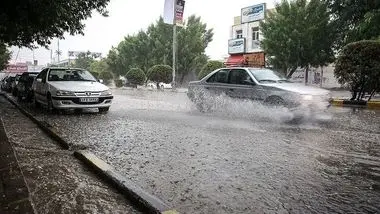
0,93,178,214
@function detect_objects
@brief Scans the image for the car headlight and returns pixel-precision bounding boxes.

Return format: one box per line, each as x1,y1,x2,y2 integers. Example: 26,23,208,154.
56,90,75,96
101,90,112,96
301,95,313,101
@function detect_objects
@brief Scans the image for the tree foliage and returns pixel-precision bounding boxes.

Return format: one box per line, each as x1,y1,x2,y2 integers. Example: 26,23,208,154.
89,59,109,75
98,71,113,85
148,65,172,84
0,43,11,70
198,60,224,79
326,0,380,48
335,40,380,101
0,0,110,47
261,0,335,77
106,15,213,84
74,52,95,70
126,68,145,85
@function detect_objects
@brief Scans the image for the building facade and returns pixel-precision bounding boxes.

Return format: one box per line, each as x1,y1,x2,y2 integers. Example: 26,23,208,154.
226,3,268,67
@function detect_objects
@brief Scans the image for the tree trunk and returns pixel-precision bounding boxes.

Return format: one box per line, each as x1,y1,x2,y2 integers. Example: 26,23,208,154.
179,72,186,85
304,66,309,85
368,89,376,101
320,66,323,88
286,67,297,79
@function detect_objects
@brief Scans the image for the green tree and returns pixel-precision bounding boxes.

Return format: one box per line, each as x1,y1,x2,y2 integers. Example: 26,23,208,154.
106,47,125,77
198,60,224,79
0,0,109,47
126,68,145,85
90,59,109,74
98,71,113,85
176,16,213,83
0,43,11,70
261,0,335,78
74,52,95,70
148,65,172,88
326,0,380,48
335,40,380,101
108,15,213,85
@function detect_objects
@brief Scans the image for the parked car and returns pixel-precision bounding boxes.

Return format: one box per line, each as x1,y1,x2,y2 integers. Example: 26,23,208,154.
187,67,332,112
11,74,22,96
16,72,40,101
32,67,113,113
1,76,15,92
1,77,8,91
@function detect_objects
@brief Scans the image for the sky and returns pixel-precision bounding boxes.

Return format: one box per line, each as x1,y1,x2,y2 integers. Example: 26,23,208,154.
10,0,276,65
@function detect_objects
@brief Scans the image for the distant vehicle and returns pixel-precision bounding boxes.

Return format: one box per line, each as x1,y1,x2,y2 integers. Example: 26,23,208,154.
32,67,113,113
147,82,173,90
187,67,332,112
16,72,40,101
1,77,9,91
11,74,21,96
1,76,15,92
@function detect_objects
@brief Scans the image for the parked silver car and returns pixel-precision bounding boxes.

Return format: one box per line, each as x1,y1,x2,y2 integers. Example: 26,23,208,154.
187,67,332,112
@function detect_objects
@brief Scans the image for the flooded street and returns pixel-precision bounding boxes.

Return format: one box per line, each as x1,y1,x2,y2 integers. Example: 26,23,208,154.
8,89,380,213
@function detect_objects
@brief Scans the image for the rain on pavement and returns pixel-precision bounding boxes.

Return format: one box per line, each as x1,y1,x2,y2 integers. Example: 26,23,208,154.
6,89,380,213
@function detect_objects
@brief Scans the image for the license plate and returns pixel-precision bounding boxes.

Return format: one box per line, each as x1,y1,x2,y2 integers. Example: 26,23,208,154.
80,97,99,102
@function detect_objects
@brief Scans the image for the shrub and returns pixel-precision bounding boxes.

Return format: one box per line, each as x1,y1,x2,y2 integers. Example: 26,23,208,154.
147,64,172,83
126,68,145,85
114,79,123,88
335,40,380,101
198,60,224,79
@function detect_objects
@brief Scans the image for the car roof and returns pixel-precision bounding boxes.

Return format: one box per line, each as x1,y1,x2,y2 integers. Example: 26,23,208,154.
46,67,85,70
223,67,266,70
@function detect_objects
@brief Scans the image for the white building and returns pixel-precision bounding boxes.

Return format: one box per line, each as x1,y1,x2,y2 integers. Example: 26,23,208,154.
226,3,269,67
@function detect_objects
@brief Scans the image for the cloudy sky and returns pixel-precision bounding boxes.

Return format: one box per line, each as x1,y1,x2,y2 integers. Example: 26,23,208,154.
10,0,276,65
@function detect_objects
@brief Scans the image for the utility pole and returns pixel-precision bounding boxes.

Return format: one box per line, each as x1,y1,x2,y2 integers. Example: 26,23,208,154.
57,40,60,63
172,8,177,88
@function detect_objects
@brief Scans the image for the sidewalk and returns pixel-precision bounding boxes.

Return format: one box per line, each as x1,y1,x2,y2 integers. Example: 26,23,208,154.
0,118,35,214
0,96,141,214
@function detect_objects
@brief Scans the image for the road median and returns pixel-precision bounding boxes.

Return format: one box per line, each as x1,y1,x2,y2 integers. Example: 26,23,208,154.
331,99,380,109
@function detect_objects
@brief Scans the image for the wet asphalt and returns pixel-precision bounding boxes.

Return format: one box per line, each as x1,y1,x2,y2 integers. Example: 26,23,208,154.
6,89,380,214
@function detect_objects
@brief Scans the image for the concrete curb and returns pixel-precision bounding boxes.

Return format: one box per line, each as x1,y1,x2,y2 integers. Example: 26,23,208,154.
331,99,380,109
0,93,70,149
74,150,178,214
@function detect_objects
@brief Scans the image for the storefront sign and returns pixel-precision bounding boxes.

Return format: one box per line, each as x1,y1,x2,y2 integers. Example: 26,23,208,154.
241,3,266,23
228,38,245,54
244,52,265,67
4,64,28,73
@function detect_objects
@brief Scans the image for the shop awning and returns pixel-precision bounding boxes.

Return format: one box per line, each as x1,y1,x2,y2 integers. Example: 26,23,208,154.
225,55,245,67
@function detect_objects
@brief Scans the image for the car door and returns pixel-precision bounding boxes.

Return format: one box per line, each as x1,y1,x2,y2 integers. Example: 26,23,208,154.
227,68,264,101
203,69,230,96
34,69,48,102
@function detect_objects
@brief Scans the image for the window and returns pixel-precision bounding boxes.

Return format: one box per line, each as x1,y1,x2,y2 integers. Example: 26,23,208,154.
36,69,48,81
229,69,254,85
207,69,229,83
48,69,97,82
236,30,243,39
252,27,259,40
252,27,260,49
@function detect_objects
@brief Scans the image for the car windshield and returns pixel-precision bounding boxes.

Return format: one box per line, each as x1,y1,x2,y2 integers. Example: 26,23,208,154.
249,69,291,83
48,69,96,82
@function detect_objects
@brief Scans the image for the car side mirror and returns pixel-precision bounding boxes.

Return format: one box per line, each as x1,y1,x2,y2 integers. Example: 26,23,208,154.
98,79,104,83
